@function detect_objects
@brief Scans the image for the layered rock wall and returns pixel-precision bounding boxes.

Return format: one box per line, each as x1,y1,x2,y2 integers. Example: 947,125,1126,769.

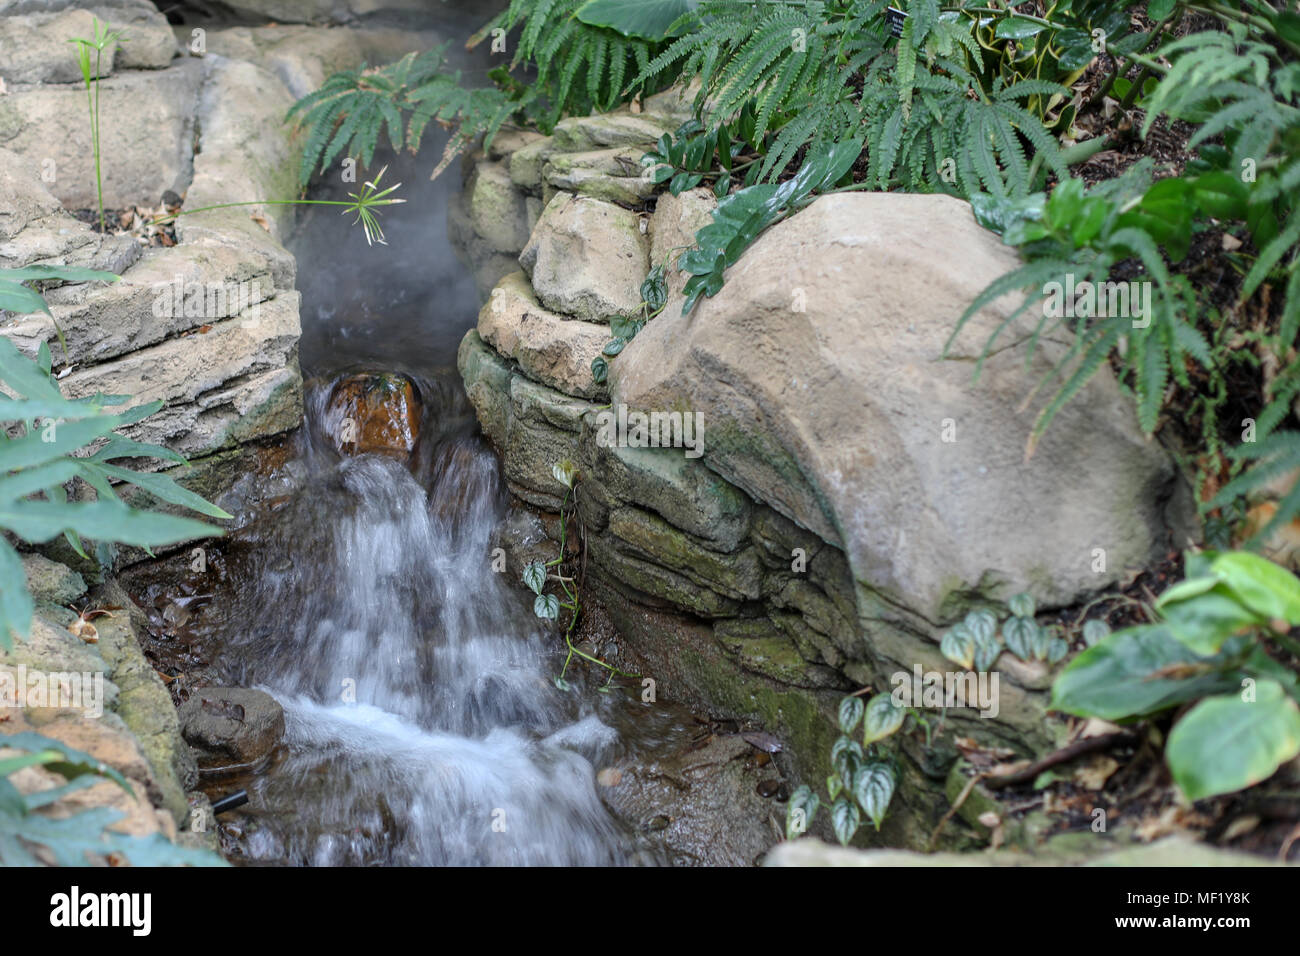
452,96,1194,848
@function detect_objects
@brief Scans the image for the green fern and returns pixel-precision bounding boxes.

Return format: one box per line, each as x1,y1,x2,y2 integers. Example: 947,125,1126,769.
287,46,516,187
289,3,668,186
473,0,665,128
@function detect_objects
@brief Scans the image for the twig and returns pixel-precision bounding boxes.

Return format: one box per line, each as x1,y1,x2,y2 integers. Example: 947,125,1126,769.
984,731,1137,790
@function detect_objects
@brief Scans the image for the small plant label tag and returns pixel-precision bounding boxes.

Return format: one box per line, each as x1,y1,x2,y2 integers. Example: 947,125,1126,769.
885,7,908,37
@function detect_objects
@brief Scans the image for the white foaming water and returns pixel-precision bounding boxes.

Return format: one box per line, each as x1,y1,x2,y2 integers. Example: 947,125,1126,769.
223,386,633,865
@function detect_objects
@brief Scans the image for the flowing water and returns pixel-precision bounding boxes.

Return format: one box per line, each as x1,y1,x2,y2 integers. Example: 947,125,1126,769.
125,138,695,865
184,381,642,865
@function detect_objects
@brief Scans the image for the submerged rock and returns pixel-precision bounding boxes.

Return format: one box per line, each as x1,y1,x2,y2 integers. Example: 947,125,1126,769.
179,687,285,772
599,732,784,866
325,372,421,460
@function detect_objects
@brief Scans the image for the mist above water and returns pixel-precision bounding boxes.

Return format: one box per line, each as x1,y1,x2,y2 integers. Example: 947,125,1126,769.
289,0,505,378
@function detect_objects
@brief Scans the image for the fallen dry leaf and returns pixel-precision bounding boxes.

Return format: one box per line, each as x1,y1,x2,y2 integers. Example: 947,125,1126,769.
741,730,782,753
250,212,271,232
1078,717,1123,739
1072,755,1119,790
1221,815,1259,842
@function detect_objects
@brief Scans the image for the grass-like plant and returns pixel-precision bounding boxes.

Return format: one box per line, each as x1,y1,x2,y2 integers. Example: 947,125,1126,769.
70,17,127,234
150,165,405,246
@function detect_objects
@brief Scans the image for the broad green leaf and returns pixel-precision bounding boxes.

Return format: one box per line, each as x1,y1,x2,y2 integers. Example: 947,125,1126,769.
522,560,546,595
640,269,667,314
1155,574,1220,605
1031,623,1053,661
1190,172,1248,221
609,316,641,341
838,695,864,734
940,623,975,669
964,608,997,643
1081,621,1109,650
1211,551,1300,625
785,784,819,839
1008,592,1036,618
1166,681,1300,800
533,592,560,619
0,731,131,795
1050,625,1238,720
1158,583,1264,655
973,626,1003,672
862,692,905,744
0,499,219,547
994,16,1047,39
831,735,863,784
551,460,577,489
1002,615,1037,660
827,773,843,801
0,538,33,650
0,280,53,316
830,797,860,846
95,463,233,519
852,762,896,830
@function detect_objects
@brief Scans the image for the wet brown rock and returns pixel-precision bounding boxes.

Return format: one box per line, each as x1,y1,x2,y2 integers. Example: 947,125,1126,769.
325,372,421,459
178,687,284,772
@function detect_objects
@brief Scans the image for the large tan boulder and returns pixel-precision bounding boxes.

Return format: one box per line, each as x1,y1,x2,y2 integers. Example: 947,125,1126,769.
613,193,1191,622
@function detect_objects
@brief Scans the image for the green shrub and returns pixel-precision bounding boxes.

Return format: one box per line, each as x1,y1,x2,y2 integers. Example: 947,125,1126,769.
1053,550,1300,800
0,731,224,865
0,266,229,650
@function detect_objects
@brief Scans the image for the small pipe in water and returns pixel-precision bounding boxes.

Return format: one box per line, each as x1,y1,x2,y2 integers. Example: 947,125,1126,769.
212,790,249,815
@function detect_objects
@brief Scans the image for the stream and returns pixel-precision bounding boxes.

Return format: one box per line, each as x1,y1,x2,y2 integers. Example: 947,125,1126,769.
122,144,713,866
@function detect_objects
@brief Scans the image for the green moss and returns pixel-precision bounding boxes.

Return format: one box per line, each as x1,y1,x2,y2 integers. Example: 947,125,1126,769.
608,506,762,600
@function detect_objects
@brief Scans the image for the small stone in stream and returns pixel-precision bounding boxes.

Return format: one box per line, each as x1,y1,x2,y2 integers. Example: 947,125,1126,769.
645,815,671,832
596,767,623,787
179,687,284,772
162,601,191,628
756,779,781,799
324,373,421,460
